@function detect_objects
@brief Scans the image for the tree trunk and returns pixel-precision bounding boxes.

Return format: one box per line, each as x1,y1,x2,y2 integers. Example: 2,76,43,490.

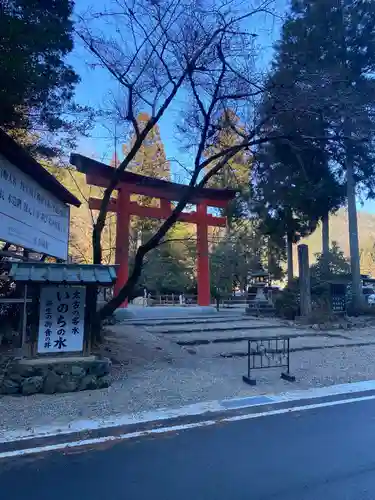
322,212,330,257
92,224,102,265
346,160,362,310
267,237,272,278
287,233,294,284
322,212,330,276
99,245,146,319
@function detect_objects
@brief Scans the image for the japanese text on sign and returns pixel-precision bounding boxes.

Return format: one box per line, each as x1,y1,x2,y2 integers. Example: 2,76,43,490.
0,153,70,259
37,286,86,354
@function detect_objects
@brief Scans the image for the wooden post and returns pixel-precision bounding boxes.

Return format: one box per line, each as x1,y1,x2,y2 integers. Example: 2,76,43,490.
29,284,40,358
84,284,96,355
298,244,312,317
21,284,28,356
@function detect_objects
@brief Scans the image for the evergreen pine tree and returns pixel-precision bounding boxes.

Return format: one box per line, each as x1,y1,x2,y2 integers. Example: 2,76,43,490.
267,0,375,306
1,0,79,132
204,110,251,226
122,112,171,246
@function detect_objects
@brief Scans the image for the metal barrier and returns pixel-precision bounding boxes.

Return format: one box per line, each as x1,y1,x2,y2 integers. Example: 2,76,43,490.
242,336,296,386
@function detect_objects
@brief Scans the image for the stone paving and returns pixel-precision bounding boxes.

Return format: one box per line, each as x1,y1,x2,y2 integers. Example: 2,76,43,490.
131,311,375,357
1,309,375,438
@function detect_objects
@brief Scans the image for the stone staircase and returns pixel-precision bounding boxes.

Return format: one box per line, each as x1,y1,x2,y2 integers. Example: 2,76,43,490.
119,309,287,358
246,300,276,317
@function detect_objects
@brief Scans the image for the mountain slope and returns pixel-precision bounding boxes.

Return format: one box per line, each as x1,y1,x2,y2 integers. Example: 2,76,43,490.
298,208,375,274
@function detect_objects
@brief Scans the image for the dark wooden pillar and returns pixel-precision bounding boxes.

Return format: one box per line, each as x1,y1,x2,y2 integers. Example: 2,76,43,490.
298,244,312,317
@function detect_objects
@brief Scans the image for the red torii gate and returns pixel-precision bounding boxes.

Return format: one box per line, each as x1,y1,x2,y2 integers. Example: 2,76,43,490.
70,154,236,307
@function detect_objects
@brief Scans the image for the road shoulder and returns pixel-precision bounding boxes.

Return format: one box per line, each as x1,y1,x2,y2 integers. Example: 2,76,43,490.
2,379,375,459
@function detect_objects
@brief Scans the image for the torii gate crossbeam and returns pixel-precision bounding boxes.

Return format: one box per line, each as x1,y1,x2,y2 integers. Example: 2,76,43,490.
70,154,237,308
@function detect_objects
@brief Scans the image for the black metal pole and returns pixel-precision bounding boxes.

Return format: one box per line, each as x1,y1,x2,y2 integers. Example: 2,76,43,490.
247,339,251,378
243,339,256,385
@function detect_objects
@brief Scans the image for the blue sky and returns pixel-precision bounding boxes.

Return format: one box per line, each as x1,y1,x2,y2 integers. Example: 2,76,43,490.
69,0,375,212
70,0,284,167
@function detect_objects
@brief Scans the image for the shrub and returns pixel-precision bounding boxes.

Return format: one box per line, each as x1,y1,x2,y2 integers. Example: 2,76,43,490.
346,303,375,317
274,288,299,320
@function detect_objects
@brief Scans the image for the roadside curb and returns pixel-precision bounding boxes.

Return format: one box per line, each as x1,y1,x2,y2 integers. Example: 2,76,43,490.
3,379,375,458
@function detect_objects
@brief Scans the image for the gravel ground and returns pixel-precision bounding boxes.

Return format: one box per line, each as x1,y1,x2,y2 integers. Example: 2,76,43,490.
2,334,375,438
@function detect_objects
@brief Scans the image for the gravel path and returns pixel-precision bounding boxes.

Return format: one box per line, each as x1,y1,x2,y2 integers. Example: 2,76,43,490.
2,334,375,438
2,314,375,439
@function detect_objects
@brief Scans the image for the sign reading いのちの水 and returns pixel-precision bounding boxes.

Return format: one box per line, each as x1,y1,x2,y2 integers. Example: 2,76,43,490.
37,286,86,354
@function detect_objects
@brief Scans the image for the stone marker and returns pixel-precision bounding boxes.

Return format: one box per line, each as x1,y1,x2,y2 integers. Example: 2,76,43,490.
298,244,312,317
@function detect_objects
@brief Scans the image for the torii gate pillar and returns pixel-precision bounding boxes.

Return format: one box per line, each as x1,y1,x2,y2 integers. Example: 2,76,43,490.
114,196,213,308
196,202,210,307
114,187,130,307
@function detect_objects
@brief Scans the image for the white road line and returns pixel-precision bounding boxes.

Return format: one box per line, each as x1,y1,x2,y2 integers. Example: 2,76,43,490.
2,393,375,460
3,379,375,445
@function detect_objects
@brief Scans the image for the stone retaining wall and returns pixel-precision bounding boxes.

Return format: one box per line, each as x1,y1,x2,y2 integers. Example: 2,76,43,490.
0,357,111,395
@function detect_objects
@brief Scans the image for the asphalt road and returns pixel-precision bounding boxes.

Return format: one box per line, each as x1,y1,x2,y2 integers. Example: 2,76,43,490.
2,398,375,499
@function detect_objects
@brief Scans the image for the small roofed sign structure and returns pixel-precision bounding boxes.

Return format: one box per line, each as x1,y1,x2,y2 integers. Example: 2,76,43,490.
0,130,80,260
71,153,237,307
9,262,117,357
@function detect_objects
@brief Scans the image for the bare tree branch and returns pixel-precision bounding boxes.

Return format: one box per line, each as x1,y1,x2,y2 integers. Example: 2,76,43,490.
75,0,289,318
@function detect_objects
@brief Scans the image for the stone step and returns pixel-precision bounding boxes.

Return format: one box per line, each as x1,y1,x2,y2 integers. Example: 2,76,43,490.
171,328,347,345
246,303,276,317
219,340,375,358
188,336,375,358
115,305,224,321
246,311,276,318
122,315,248,327
152,322,288,335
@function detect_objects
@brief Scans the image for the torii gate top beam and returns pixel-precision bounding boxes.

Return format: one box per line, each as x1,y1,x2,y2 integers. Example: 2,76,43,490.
70,153,237,209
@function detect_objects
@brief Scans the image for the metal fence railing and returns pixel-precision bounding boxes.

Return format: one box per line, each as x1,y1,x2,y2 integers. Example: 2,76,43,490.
145,294,249,308
99,289,277,309
147,294,198,306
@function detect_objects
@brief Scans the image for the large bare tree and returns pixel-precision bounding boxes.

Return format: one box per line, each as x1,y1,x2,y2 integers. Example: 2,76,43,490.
77,0,341,320
77,0,347,319
77,0,350,318
75,0,285,318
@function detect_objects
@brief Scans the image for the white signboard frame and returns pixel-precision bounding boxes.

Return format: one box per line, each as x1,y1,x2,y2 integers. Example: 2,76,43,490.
0,153,70,259
37,285,86,354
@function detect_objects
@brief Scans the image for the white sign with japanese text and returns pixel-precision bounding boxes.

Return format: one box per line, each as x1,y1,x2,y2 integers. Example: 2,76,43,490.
37,286,86,354
0,153,70,259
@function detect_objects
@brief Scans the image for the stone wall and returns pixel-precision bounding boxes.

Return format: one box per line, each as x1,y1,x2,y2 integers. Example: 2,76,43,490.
0,356,111,395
